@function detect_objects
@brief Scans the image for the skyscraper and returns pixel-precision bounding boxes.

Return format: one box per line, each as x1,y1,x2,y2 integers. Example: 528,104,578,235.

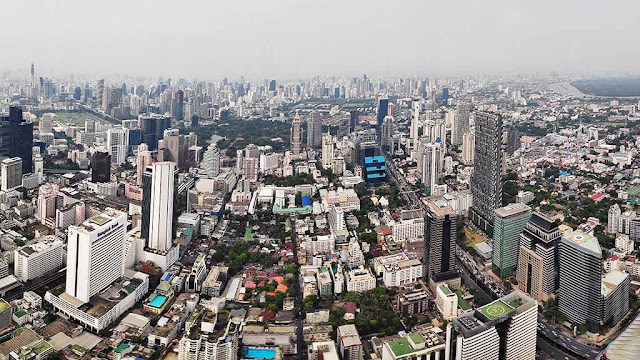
349,110,359,133
453,103,472,146
91,149,111,183
558,230,602,329
139,114,172,151
410,98,421,150
424,199,458,286
106,127,128,165
307,111,322,149
381,116,394,147
1,157,22,191
142,162,177,252
492,203,531,278
136,144,153,186
172,89,184,121
418,141,442,195
202,144,221,178
376,95,389,130
462,132,475,165
322,134,334,170
0,107,34,174
506,127,521,155
470,111,503,234
291,111,302,155
516,212,562,302
65,209,127,303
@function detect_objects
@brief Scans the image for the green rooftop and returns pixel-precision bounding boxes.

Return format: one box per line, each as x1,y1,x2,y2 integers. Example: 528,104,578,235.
388,337,415,356
439,285,451,295
409,333,424,344
14,310,27,318
508,298,523,310
627,186,640,196
115,343,130,353
456,291,471,311
479,300,511,321
0,300,9,311
89,215,110,226
33,342,52,353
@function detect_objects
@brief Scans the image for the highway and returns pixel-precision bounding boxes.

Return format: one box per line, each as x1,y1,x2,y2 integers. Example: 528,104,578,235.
290,214,306,360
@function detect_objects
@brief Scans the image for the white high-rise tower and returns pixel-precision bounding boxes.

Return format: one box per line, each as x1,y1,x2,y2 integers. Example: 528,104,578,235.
147,162,176,253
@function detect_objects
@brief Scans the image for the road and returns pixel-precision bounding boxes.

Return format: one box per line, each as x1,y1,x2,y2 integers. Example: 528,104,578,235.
290,214,306,360
384,148,602,359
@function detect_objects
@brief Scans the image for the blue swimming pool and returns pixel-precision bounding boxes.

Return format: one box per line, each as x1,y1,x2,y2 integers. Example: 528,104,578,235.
243,347,276,359
149,295,167,308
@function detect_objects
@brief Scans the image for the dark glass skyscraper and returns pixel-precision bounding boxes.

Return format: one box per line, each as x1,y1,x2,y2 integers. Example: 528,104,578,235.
424,199,458,284
376,96,389,130
0,107,34,174
172,90,184,121
91,150,111,183
470,111,503,235
139,114,171,150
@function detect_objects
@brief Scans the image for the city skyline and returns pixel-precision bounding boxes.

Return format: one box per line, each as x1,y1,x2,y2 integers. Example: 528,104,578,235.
2,0,640,79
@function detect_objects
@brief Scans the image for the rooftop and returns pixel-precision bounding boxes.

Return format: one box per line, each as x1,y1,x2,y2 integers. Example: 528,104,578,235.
562,230,602,257
494,203,531,218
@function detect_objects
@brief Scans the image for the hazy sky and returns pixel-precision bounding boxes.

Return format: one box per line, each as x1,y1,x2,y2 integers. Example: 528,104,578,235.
2,0,640,80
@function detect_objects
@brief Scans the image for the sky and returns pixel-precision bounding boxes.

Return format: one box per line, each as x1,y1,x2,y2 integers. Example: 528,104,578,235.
2,0,640,80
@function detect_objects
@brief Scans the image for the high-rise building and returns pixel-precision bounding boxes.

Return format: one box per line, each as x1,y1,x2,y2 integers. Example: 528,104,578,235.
506,127,521,155
453,103,472,146
138,114,172,151
376,95,389,130
106,127,128,165
172,89,184,121
1,157,22,191
492,203,531,278
322,134,334,170
462,132,475,165
470,111,503,234
417,141,442,194
349,110,359,133
0,107,34,174
142,162,177,253
136,143,153,186
291,111,302,155
202,144,221,178
608,204,621,235
65,209,127,303
410,98,420,150
178,310,239,360
558,230,602,329
158,131,189,171
450,291,537,360
424,199,458,285
381,116,394,147
91,149,111,183
516,212,562,302
307,111,322,149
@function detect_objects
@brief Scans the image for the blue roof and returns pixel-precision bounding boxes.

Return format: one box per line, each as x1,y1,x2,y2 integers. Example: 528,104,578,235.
366,166,386,172
365,155,385,164
302,196,311,206
367,173,386,179
559,172,571,176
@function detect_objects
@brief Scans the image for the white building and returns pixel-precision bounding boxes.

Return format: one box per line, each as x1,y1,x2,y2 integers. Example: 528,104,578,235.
372,252,423,287
14,236,64,282
65,209,127,303
1,157,22,191
435,284,458,321
345,266,376,293
322,134,334,170
106,127,129,165
615,234,634,255
516,191,534,204
608,204,621,234
148,162,176,252
392,209,424,242
462,132,475,165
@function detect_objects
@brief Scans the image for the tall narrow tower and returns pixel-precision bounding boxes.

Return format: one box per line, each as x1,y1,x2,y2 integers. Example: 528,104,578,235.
291,111,302,155
410,98,421,151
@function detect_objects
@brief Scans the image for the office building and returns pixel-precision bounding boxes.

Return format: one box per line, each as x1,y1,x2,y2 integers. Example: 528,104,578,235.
558,230,602,329
470,111,503,234
158,131,190,171
451,291,537,360
396,290,430,317
506,127,520,155
492,203,531,278
337,325,363,360
0,107,33,173
172,89,184,121
142,162,177,252
136,144,153,185
601,270,629,327
364,156,386,183
291,111,302,155
139,114,172,150
392,209,424,243
345,266,375,293
349,110,358,133
376,95,389,130
381,116,394,147
65,209,128,303
14,237,64,282
106,127,128,165
372,252,423,287
436,284,459,320
516,212,562,302
91,149,111,183
307,111,322,149
424,199,458,284
1,157,22,191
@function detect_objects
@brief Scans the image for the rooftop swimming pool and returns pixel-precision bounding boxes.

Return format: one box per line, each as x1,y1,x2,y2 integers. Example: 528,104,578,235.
149,295,167,308
242,347,276,359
